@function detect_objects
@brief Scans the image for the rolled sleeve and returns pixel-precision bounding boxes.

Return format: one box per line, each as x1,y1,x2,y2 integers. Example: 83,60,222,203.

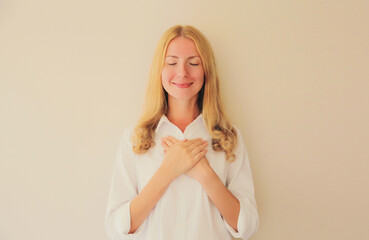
105,126,146,240
223,126,260,240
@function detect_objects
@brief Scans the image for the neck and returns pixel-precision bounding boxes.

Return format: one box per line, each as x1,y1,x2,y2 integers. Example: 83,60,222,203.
166,95,201,131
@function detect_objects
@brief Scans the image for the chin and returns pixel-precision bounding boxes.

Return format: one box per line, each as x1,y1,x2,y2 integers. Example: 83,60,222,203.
167,92,199,101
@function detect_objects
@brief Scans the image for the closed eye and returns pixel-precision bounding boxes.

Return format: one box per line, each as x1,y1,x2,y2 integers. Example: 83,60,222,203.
168,63,199,66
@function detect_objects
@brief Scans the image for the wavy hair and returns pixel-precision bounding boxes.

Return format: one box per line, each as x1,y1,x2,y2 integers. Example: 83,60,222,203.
131,24,238,163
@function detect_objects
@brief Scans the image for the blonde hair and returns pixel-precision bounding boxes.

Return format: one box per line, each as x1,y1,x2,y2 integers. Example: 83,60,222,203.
131,24,238,163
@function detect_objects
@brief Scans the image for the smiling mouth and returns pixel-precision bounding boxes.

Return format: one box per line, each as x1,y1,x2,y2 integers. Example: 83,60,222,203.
173,82,193,88
173,82,193,85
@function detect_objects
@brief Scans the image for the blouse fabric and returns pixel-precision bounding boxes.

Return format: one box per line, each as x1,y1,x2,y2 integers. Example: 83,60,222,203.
105,113,259,240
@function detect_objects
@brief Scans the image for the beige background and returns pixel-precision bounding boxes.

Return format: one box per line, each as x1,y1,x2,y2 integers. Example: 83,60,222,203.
1,0,368,239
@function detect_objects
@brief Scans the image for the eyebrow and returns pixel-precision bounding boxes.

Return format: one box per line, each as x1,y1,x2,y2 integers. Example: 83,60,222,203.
166,55,200,59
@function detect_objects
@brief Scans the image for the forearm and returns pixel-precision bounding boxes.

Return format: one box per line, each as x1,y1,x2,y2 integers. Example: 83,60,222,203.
201,168,240,231
129,167,173,233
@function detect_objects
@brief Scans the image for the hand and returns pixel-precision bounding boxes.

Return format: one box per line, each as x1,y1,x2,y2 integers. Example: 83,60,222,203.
161,136,211,184
159,136,208,182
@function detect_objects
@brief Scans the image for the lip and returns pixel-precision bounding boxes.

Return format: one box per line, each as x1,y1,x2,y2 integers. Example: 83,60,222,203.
173,82,193,88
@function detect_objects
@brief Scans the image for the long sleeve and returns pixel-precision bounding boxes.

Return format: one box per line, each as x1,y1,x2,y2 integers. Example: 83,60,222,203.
105,126,146,240
223,126,260,240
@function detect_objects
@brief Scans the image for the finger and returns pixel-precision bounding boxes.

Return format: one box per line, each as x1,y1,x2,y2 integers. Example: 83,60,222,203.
162,137,175,147
166,135,181,144
190,141,208,155
161,140,170,150
193,148,208,162
187,140,204,152
188,140,208,152
183,137,203,147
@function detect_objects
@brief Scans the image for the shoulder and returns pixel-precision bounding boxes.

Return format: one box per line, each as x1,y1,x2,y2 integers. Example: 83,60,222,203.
231,125,246,156
232,125,241,136
119,124,136,148
232,125,244,143
123,124,136,138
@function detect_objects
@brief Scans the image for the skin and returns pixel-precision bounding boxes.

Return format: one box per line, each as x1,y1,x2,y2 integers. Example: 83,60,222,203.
161,136,211,184
161,36,204,132
128,36,240,234
161,36,211,183
161,36,241,231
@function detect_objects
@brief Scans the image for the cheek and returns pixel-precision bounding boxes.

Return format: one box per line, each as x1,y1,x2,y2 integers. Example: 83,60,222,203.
161,68,173,82
192,69,204,82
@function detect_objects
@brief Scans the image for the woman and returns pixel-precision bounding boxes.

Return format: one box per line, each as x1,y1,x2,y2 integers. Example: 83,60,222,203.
105,25,259,240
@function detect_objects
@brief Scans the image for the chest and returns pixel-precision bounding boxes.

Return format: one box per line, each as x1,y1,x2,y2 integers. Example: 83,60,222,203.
133,127,229,193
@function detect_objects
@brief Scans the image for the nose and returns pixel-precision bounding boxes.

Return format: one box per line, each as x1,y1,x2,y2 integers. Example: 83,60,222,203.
176,62,188,78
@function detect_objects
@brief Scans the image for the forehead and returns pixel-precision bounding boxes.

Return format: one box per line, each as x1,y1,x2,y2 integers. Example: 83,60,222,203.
165,37,200,57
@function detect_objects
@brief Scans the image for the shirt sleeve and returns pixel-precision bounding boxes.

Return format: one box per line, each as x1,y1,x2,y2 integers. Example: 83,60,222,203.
105,126,146,240
222,126,260,240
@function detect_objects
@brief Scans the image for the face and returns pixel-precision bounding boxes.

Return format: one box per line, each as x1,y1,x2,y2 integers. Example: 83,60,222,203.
161,37,205,102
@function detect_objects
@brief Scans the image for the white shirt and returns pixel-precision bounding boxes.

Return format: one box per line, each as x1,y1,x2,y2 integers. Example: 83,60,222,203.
105,113,259,240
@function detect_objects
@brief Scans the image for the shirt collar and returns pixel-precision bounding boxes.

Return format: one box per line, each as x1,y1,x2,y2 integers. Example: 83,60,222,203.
155,113,204,133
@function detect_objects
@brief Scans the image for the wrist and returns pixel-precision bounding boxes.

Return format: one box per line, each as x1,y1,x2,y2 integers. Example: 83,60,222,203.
199,165,215,186
158,166,176,185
